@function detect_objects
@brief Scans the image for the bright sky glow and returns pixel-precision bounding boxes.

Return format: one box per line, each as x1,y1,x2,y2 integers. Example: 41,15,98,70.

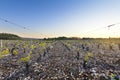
0,0,120,38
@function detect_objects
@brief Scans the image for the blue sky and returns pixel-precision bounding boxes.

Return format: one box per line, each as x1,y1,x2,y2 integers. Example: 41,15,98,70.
0,0,120,38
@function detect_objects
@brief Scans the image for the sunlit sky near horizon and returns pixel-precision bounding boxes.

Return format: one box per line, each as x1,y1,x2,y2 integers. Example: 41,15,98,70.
0,0,120,38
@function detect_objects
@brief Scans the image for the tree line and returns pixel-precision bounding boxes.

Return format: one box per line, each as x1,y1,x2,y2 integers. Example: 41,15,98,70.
0,33,21,40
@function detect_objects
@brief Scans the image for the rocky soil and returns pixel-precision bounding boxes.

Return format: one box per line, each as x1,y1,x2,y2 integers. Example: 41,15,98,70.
0,40,120,80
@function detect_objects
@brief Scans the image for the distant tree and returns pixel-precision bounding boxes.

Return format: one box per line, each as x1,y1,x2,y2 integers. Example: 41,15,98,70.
44,36,81,40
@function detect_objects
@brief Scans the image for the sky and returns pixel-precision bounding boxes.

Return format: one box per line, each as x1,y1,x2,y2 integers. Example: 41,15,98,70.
0,0,120,38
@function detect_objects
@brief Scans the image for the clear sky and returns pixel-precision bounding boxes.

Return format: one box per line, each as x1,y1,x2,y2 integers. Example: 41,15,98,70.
0,0,120,38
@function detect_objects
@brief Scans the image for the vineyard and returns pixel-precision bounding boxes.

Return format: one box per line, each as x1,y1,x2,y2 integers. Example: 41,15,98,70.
0,39,120,80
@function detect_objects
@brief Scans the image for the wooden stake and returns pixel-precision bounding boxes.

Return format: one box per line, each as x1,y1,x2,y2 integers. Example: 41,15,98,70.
1,39,3,48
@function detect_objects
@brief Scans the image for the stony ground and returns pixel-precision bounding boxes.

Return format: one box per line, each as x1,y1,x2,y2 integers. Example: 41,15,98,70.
0,40,120,80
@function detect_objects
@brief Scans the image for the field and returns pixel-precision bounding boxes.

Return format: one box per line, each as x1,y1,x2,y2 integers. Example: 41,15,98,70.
0,39,120,80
